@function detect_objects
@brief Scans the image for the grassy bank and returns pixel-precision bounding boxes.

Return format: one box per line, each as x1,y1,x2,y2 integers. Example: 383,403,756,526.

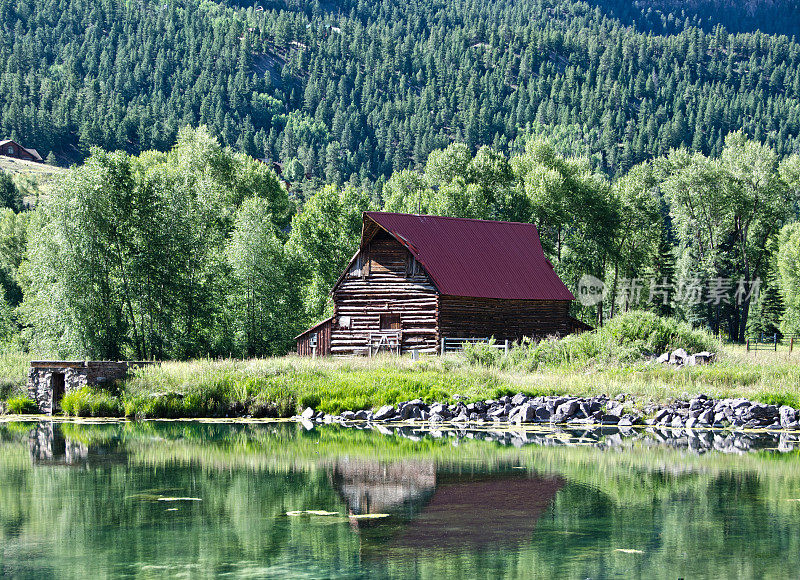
2,312,800,418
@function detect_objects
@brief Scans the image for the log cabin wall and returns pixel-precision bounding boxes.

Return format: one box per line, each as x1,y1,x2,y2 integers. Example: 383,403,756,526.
296,318,332,356
331,231,439,355
438,296,571,341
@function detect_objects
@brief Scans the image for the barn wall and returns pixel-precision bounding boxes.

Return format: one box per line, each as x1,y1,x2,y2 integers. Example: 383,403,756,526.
438,297,571,341
1,141,36,161
296,318,332,357
331,233,439,355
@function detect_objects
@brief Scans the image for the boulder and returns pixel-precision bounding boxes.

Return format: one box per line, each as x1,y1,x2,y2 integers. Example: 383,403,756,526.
511,393,529,406
301,407,315,420
780,406,797,427
670,348,688,364
373,405,396,421
401,404,420,420
556,399,579,418
698,409,714,425
517,403,537,423
694,352,715,364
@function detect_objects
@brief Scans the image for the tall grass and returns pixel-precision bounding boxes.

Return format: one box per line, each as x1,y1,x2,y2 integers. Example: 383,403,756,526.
121,356,507,418
61,387,123,417
3,311,800,417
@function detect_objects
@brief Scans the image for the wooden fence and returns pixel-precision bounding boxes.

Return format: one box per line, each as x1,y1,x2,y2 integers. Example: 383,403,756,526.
745,333,800,353
440,337,511,354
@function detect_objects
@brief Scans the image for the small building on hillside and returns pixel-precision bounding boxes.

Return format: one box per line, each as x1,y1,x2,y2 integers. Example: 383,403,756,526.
296,211,586,356
0,139,42,162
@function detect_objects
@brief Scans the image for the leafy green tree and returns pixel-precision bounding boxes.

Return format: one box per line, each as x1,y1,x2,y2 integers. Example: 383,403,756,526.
661,133,796,339
777,222,800,336
20,127,292,359
0,172,22,212
288,184,371,322
226,197,304,356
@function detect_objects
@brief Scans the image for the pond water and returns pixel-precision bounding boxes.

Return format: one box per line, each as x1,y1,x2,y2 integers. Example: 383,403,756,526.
1,419,800,579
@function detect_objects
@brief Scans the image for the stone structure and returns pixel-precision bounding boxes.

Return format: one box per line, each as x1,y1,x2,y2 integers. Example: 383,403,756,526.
27,360,152,414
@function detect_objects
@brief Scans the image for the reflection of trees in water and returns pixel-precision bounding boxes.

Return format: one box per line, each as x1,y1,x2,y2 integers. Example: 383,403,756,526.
1,421,800,577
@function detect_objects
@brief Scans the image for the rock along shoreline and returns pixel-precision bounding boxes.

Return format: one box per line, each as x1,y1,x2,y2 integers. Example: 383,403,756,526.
296,393,800,433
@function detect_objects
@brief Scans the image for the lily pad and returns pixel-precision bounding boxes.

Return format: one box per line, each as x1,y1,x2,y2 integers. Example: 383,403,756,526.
349,513,390,519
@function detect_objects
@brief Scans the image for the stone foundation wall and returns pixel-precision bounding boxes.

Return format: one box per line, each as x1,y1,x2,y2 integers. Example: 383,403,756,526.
27,361,153,414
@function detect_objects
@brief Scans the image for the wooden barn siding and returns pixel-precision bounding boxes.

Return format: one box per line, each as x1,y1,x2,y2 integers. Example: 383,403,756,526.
331,234,439,355
296,319,332,356
2,142,36,161
438,297,571,341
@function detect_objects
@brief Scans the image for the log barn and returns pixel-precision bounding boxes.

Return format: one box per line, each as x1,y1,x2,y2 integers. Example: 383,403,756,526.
296,211,582,356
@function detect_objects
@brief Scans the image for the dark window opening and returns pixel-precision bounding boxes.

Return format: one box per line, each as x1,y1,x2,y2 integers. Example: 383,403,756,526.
51,372,65,413
380,313,401,330
406,255,420,277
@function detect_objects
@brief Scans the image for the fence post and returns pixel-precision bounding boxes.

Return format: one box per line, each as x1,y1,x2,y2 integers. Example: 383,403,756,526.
440,337,446,356
504,339,510,355
746,338,750,352
791,337,794,354
775,333,778,352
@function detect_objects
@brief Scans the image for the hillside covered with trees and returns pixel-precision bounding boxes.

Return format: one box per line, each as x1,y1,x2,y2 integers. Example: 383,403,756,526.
2,0,800,358
1,0,800,188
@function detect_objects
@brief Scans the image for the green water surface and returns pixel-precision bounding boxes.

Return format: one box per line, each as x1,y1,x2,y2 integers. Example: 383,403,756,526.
1,420,799,579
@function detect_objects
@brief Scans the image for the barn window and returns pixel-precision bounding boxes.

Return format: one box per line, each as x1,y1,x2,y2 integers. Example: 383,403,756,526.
7,147,12,155
338,316,351,329
350,254,362,277
380,313,401,330
406,255,419,277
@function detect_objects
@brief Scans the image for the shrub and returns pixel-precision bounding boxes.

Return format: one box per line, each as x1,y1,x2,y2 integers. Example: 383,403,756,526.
467,311,719,370
6,395,38,414
602,310,717,356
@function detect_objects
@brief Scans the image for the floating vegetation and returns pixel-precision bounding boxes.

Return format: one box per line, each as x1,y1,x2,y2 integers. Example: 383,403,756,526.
615,549,645,554
157,497,202,502
286,510,340,516
349,513,391,520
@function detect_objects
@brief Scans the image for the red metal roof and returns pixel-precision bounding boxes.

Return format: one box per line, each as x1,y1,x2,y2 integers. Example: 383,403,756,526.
364,212,575,301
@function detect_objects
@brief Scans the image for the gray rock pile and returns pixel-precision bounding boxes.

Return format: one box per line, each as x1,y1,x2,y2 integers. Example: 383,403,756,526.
295,393,800,433
654,348,715,366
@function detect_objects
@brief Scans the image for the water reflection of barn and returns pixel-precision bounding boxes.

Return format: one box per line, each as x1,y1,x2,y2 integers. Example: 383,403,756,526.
330,459,564,552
